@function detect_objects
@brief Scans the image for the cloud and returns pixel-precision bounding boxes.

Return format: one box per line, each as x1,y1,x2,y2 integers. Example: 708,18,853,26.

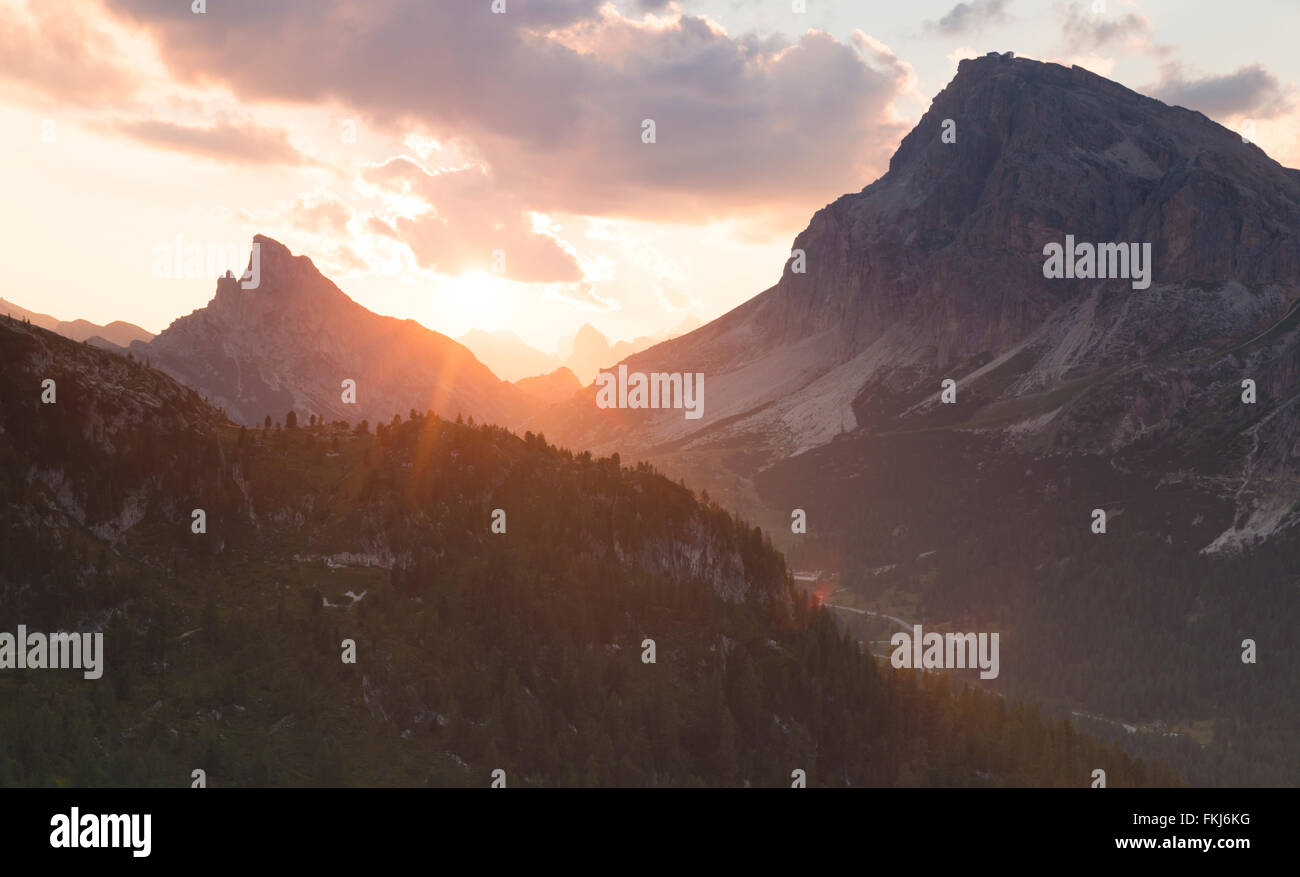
0,0,140,107
286,194,352,234
658,280,690,310
1059,1,1165,55
924,0,1010,37
946,46,981,69
1147,63,1294,120
542,281,618,312
98,0,912,223
367,216,396,238
362,157,584,284
107,118,311,165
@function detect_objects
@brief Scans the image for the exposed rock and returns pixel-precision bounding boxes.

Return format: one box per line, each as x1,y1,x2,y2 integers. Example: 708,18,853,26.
534,55,1300,547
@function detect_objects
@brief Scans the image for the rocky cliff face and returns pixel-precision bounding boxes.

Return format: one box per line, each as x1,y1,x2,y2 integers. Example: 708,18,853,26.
535,55,1300,550
136,235,538,429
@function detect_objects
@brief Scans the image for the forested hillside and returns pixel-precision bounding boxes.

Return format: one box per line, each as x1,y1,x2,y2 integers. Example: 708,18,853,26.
0,316,1176,786
769,428,1299,786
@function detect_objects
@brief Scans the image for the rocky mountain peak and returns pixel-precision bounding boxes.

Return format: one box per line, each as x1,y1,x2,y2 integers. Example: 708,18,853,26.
210,233,349,314
138,236,537,428
536,58,1300,550
751,55,1300,367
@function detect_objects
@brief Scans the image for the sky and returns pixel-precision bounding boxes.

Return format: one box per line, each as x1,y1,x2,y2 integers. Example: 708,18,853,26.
2,0,1298,354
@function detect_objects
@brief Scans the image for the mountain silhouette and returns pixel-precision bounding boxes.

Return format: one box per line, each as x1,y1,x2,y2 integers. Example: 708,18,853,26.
0,297,153,348
457,329,560,383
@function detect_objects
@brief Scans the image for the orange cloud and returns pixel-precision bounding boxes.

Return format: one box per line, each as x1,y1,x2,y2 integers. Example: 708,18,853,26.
107,117,311,166
0,0,140,107
99,0,912,223
363,157,584,284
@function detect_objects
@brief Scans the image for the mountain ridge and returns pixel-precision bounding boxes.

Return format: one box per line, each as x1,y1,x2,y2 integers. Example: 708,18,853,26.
516,54,1300,785
133,235,541,429
532,54,1300,549
0,312,1179,787
0,297,154,348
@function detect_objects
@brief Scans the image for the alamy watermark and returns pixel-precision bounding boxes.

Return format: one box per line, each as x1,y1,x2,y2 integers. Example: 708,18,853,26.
50,807,150,857
0,625,103,679
152,236,260,289
1042,235,1151,290
594,364,704,420
890,624,999,680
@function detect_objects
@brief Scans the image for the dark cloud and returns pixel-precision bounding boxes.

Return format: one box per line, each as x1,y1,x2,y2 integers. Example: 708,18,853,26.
1147,63,1293,119
99,0,911,222
925,0,1010,37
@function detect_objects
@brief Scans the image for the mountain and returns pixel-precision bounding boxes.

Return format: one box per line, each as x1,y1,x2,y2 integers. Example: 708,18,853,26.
457,329,560,382
0,313,1176,787
533,55,1300,784
541,56,1300,490
459,322,701,386
0,297,58,330
562,324,619,385
0,297,153,347
557,321,699,384
132,235,539,429
83,335,131,352
53,318,153,347
513,366,582,405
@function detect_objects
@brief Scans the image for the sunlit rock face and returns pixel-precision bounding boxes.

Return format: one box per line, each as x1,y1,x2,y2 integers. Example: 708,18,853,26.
137,235,538,430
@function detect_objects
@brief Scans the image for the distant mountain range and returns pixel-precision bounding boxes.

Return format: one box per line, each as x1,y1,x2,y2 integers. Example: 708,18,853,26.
513,366,582,404
0,296,153,348
456,329,562,383
11,236,697,429
1,255,701,426
458,318,701,385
